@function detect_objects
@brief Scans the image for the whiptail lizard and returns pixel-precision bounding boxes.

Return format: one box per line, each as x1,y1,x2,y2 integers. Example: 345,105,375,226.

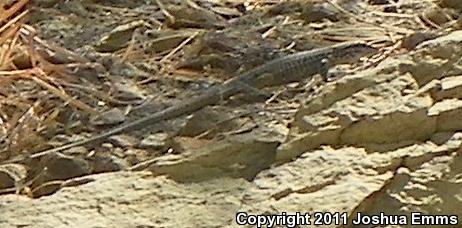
7,41,378,162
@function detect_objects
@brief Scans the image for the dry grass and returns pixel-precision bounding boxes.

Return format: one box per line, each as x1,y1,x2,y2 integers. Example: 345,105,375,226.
0,0,99,160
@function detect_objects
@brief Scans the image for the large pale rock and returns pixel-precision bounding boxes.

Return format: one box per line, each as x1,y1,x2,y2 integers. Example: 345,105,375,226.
0,172,250,228
132,133,280,182
428,99,462,132
239,147,395,217
349,144,462,227
408,30,462,85
432,75,462,101
280,30,462,162
1,132,460,227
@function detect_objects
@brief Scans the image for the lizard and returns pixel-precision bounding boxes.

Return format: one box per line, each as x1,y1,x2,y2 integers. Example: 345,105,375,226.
9,41,378,161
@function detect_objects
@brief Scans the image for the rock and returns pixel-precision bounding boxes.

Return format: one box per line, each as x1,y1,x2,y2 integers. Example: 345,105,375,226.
300,3,339,23
124,148,152,166
108,134,139,148
178,107,238,138
2,133,458,226
410,30,462,86
440,0,462,10
281,30,462,162
90,108,126,126
93,20,146,52
0,172,250,227
30,152,92,189
401,32,438,50
238,147,395,220
349,144,462,222
458,14,462,29
265,1,303,15
284,62,434,161
31,180,63,198
432,75,462,101
428,99,462,132
87,155,129,173
110,81,146,103
0,164,28,191
137,133,280,182
139,133,172,150
420,7,457,27
369,0,389,5
166,5,227,29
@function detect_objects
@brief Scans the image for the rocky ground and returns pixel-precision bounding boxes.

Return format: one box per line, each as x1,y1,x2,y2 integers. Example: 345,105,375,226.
1,0,462,227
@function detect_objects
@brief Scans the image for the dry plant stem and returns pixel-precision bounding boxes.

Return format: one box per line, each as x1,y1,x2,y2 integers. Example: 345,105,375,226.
5,25,21,57
8,105,36,143
325,0,413,35
161,32,199,63
121,29,140,62
138,31,199,84
0,0,29,23
59,80,136,106
414,15,431,29
370,11,416,18
31,74,98,115
0,13,25,49
420,14,442,29
312,27,392,34
3,25,103,115
156,0,175,23
0,69,33,76
0,26,21,69
0,70,98,115
20,25,89,63
366,41,401,67
0,10,27,35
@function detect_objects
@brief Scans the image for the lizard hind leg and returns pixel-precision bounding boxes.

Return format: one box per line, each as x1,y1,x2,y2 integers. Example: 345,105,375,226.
238,73,274,98
319,58,331,82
